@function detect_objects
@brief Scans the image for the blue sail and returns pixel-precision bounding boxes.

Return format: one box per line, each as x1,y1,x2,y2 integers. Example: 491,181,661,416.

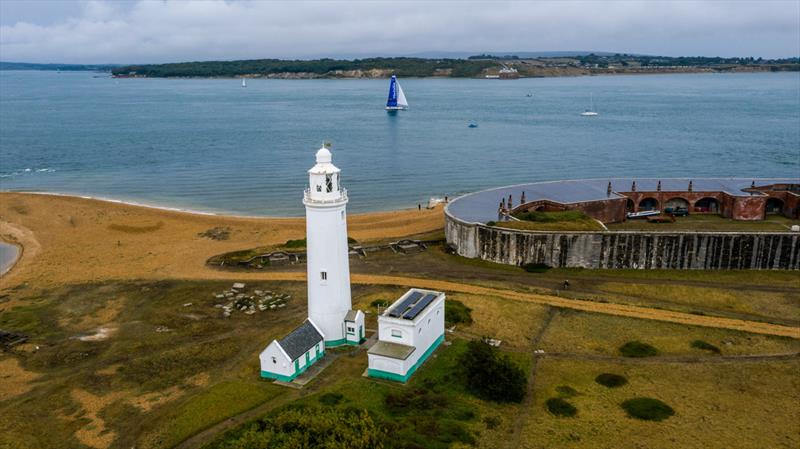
386,76,398,108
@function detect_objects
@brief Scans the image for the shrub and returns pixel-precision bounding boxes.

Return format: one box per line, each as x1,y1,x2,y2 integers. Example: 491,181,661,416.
483,415,501,429
555,385,578,397
486,221,497,226
458,340,527,403
445,300,473,326
318,392,343,406
370,299,390,308
283,238,306,248
595,373,628,388
348,237,358,244
514,210,588,223
546,398,577,417
621,397,675,421
522,262,551,273
691,340,721,354
619,341,658,358
220,405,386,448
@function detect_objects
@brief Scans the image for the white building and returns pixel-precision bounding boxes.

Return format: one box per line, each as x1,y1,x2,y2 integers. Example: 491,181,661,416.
303,145,354,347
259,319,325,382
260,144,364,382
368,289,445,382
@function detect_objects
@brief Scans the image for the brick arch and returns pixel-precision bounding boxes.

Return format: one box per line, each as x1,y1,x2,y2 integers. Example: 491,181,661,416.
664,197,690,210
766,197,784,215
694,197,720,214
639,197,659,211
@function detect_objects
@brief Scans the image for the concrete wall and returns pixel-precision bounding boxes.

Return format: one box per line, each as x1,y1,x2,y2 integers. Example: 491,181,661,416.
446,214,800,269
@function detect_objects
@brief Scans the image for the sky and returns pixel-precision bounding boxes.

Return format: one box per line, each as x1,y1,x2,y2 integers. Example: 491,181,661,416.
0,0,798,64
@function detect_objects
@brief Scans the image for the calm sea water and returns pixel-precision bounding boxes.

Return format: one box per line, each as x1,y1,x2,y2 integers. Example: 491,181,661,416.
1,70,798,216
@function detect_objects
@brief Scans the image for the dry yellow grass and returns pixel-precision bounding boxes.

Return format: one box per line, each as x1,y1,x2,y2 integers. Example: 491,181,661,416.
522,358,800,449
0,357,42,401
69,389,128,449
448,292,550,349
596,281,799,322
538,310,800,356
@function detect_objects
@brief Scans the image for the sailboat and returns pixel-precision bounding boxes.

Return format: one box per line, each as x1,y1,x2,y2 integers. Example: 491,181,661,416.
580,94,598,116
385,75,408,111
242,78,247,88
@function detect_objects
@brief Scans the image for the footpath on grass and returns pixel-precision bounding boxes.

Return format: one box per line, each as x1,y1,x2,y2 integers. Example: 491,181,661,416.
217,271,800,339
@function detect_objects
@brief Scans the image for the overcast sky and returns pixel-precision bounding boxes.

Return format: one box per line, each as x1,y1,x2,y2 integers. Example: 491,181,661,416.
1,0,798,64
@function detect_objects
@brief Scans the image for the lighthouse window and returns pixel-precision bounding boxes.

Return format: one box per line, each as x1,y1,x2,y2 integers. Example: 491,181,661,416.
325,174,333,192
391,329,401,338
316,185,322,192
320,271,327,281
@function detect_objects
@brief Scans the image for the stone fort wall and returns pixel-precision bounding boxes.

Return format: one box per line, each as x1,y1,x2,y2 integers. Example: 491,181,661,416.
445,214,800,270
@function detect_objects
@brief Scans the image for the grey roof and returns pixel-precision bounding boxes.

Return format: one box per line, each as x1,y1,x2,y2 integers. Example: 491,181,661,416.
368,341,415,360
344,310,360,322
278,320,323,361
446,178,800,224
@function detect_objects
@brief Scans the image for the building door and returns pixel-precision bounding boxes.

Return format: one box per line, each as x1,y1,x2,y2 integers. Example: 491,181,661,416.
305,352,310,364
359,326,364,341
293,360,299,373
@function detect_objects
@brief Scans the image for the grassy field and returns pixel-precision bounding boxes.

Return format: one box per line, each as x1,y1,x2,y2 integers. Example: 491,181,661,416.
1,253,798,448
497,211,605,232
524,358,800,449
607,214,800,232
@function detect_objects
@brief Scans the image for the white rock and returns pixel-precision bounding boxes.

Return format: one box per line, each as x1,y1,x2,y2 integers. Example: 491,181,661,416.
233,283,246,289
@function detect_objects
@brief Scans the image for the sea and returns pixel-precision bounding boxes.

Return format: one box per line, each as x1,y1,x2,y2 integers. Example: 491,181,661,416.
1,70,798,216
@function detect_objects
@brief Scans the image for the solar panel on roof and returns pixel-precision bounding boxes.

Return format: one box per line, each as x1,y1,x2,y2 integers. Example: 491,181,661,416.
388,291,423,317
402,293,437,320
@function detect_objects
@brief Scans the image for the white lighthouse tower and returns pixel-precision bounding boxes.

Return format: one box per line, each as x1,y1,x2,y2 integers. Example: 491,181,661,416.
303,144,353,347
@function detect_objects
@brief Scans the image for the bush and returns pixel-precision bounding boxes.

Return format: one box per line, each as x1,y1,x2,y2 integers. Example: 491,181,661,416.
595,373,628,388
483,415,501,429
283,238,306,248
522,262,551,273
486,221,497,226
370,299,390,308
619,341,659,358
621,397,675,421
445,300,473,326
219,405,386,448
318,392,343,406
458,340,527,403
555,385,578,397
691,340,721,354
546,398,577,417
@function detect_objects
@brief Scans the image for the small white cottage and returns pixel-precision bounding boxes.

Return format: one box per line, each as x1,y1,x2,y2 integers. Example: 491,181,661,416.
260,319,325,382
344,310,365,345
368,289,445,383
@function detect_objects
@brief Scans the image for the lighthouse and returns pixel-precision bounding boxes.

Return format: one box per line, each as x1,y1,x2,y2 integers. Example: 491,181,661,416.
303,144,353,347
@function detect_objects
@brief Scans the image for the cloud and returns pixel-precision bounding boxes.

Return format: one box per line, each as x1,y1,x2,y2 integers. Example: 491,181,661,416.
0,0,798,63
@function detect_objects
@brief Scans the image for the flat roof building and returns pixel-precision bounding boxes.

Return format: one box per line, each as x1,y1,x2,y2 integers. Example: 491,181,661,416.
368,289,445,383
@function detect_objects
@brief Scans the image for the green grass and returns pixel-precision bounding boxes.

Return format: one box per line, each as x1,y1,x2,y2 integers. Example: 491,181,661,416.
691,340,722,354
619,341,659,358
607,214,800,232
145,381,283,448
496,210,604,231
621,397,675,421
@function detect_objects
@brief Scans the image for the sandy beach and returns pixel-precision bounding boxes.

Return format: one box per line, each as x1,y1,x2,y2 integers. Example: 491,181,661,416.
0,192,443,289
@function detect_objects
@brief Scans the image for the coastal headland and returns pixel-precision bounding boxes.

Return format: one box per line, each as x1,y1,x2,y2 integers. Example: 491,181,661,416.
1,191,798,449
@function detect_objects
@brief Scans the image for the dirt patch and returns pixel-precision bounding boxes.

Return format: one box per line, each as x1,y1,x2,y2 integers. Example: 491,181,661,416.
129,386,184,413
188,372,211,387
0,357,42,400
77,326,117,342
70,388,128,449
96,363,122,375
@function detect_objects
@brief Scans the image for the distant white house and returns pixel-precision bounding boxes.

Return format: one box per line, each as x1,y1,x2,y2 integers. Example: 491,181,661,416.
344,309,366,345
368,289,445,383
260,319,325,382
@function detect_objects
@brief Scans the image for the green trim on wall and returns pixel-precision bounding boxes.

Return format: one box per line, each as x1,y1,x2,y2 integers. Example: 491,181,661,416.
368,334,444,383
261,349,326,382
325,338,347,348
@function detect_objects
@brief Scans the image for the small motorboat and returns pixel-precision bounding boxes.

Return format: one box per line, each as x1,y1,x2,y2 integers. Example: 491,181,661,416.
468,122,478,128
626,210,660,219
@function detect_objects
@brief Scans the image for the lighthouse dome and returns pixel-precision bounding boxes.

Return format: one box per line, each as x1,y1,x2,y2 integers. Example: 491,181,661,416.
315,146,332,164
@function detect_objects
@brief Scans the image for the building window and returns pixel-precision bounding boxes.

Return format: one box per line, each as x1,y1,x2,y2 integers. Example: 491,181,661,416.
321,271,327,281
391,329,401,338
316,185,322,192
326,174,333,192
428,318,431,325
271,356,276,364
341,211,345,220
418,328,422,334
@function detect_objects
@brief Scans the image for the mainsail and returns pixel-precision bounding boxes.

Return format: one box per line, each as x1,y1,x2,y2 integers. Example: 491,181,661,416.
386,75,408,110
